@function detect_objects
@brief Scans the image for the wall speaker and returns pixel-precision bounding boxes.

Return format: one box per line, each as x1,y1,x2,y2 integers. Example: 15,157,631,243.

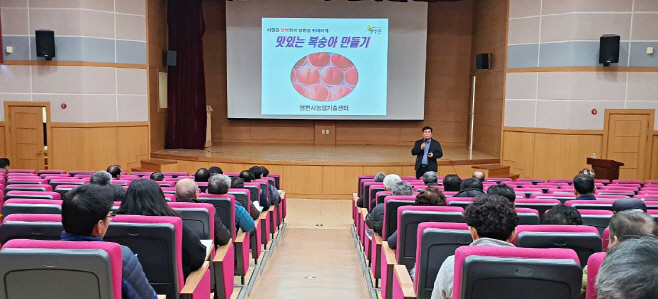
475,53,491,70
599,34,620,67
35,30,55,61
163,50,177,67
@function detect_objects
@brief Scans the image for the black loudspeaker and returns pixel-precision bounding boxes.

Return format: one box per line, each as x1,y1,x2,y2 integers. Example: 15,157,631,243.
599,34,620,67
475,53,491,70
35,30,55,61
163,50,177,67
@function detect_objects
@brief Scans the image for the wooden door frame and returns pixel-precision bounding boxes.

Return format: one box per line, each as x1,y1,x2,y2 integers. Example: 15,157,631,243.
4,102,53,169
602,109,655,179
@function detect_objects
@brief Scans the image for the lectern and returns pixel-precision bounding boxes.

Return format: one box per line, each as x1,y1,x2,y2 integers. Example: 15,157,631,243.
587,158,624,181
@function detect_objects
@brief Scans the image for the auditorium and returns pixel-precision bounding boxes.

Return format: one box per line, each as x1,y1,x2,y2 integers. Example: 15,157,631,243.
0,0,657,298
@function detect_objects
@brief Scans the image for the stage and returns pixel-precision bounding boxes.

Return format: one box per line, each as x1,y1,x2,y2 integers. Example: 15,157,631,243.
150,144,499,199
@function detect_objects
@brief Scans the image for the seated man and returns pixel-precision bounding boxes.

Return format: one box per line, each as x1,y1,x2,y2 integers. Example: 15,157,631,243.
486,183,516,203
150,172,165,181
573,174,596,200
387,186,446,249
422,171,439,187
442,174,462,192
365,181,414,236
207,174,255,232
176,178,232,246
194,168,211,183
0,158,10,171
61,184,157,299
356,172,386,208
455,178,486,198
107,165,122,179
431,195,518,299
241,169,270,211
259,166,281,205
383,174,402,191
596,237,658,299
209,166,223,176
90,171,126,202
543,205,582,225
471,170,485,182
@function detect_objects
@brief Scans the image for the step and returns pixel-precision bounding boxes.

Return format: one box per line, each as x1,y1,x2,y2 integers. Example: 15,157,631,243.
139,159,179,172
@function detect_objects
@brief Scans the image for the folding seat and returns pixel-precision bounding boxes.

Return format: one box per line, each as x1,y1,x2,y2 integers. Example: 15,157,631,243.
6,177,47,185
0,214,63,244
105,215,211,299
594,179,610,185
156,181,174,187
5,191,61,200
400,176,416,181
514,224,602,267
5,184,52,192
167,202,215,244
547,178,573,184
0,239,124,299
361,181,383,209
515,178,545,184
223,172,239,178
37,170,67,177
645,180,658,185
164,194,176,202
565,200,614,211
162,172,189,178
68,170,95,176
578,210,613,235
73,174,92,179
268,173,281,190
54,184,80,197
443,191,458,197
42,174,71,182
130,171,153,177
514,199,561,222
110,179,131,186
358,177,375,197
161,187,177,194
120,175,141,180
597,191,635,197
1,199,62,218
49,178,86,189
643,200,658,210
611,179,642,185
368,184,387,211
637,195,658,201
530,193,575,204
486,178,512,183
446,197,473,209
602,227,610,251
585,252,606,299
197,182,209,193
515,188,544,198
7,169,36,174
516,207,540,224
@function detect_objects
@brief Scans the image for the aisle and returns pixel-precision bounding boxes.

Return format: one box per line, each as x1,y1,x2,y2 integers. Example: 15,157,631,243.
247,199,369,299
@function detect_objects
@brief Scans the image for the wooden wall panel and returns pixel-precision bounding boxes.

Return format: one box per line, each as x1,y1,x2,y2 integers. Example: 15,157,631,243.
0,122,5,158
502,130,535,177
281,165,324,195
148,0,167,151
202,0,474,146
322,166,364,195
651,134,658,180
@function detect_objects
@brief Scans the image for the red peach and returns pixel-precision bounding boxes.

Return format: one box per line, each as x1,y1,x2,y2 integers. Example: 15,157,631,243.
330,53,354,70
304,84,329,101
293,83,305,95
321,67,344,86
291,69,296,82
345,68,358,86
296,66,320,85
295,56,307,67
308,52,330,67
329,85,352,101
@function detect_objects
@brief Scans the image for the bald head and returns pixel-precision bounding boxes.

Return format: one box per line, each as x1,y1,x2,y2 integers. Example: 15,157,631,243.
472,171,485,182
176,179,199,200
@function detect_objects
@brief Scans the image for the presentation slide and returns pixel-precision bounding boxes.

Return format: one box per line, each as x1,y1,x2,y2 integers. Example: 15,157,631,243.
261,18,389,116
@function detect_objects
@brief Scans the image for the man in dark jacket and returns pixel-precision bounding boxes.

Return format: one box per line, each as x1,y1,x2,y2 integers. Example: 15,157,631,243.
411,126,444,179
176,178,232,246
61,184,157,299
455,178,486,198
574,174,596,200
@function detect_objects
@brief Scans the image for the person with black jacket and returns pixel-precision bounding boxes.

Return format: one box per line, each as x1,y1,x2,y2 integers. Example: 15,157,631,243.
175,178,232,246
454,178,486,198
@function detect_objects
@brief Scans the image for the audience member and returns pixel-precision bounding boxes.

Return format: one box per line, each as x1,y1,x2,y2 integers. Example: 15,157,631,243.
231,177,245,188
150,172,165,181
431,195,518,299
239,170,255,182
455,178,486,198
61,184,157,299
209,166,223,175
357,172,387,208
487,183,516,203
175,179,231,246
0,158,10,170
596,237,658,299
248,166,263,179
543,205,582,225
422,171,439,186
208,174,256,232
383,174,402,191
578,168,595,178
241,168,270,211
612,198,647,213
90,171,126,202
573,174,596,200
472,170,485,182
116,179,205,280
259,166,281,205
107,165,122,179
366,181,413,236
387,187,446,249
442,174,462,192
194,168,211,182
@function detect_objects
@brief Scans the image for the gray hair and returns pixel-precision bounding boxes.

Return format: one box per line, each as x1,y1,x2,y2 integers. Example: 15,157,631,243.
374,172,386,182
390,181,413,196
596,237,658,299
208,174,232,195
383,174,401,191
90,171,112,186
609,210,657,242
422,171,438,185
175,178,198,199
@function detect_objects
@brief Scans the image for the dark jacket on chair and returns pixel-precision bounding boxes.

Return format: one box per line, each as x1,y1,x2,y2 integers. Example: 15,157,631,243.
455,188,486,198
365,203,385,236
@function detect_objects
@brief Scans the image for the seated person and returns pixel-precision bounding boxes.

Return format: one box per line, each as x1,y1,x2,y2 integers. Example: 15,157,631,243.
231,177,245,188
117,179,206,280
209,166,223,176
573,174,596,200
455,178,486,198
61,184,157,299
0,158,9,171
442,174,462,192
357,172,386,208
365,181,413,236
175,178,232,246
612,198,647,213
107,165,122,179
431,195,518,299
543,205,582,225
150,172,165,181
249,166,263,180
259,166,281,205
383,174,402,191
241,169,270,211
487,183,516,203
422,171,439,187
387,186,446,249
194,168,211,182
90,171,126,201
471,170,485,182
208,174,256,232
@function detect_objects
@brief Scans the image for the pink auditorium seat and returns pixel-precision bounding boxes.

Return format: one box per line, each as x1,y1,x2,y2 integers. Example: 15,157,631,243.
612,179,642,185
8,169,36,174
0,214,64,244
586,252,606,299
162,172,189,178
120,175,141,180
577,209,613,235
1,198,63,219
5,184,52,192
167,202,215,242
565,200,615,211
513,224,602,267
4,191,61,200
37,170,67,176
0,239,123,299
68,170,95,176
515,207,540,225
515,178,545,184
164,193,176,202
645,180,658,185
110,179,131,186
514,199,561,221
129,171,153,177
161,187,177,194
157,181,174,187
548,178,572,184
6,178,47,185
602,227,610,251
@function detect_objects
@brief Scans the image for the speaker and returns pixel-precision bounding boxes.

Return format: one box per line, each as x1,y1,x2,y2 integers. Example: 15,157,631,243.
35,30,55,61
599,34,620,67
475,53,491,70
163,50,177,67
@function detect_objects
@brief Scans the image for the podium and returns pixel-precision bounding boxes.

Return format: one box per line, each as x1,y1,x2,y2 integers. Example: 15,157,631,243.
587,158,624,181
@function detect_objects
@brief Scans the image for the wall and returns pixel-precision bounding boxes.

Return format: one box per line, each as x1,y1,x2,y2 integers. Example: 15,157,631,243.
0,0,150,170
203,0,474,146
148,0,167,151
502,0,658,180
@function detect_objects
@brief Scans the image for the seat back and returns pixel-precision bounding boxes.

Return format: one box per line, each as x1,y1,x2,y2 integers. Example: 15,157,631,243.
49,179,86,189
167,202,214,240
193,194,236,238
0,239,122,299
565,200,614,211
397,206,465,270
585,252,606,299
578,210,613,235
0,214,63,244
415,222,471,299
227,189,251,210
368,185,387,211
382,196,416,239
454,246,582,299
54,185,80,198
5,184,53,192
105,215,183,299
514,225,602,267
514,199,561,222
5,191,61,200
243,183,262,207
162,172,188,178
1,199,63,218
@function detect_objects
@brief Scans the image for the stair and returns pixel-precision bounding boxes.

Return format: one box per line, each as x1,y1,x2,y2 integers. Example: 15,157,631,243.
472,164,520,180
137,159,179,172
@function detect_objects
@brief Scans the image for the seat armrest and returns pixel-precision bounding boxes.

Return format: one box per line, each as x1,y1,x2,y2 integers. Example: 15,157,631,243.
213,239,233,263
374,232,382,244
393,264,416,299
361,208,369,218
259,211,268,220
158,295,166,299
383,242,396,266
181,261,211,295
235,231,247,243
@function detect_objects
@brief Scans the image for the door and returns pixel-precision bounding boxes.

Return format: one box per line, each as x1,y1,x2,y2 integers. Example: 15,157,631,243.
7,106,46,170
602,109,655,180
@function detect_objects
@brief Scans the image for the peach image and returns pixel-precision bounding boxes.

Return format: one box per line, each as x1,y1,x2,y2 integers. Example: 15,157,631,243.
291,69,296,82
294,57,307,67
308,52,330,67
293,83,305,95
330,53,354,70
304,84,329,101
291,52,357,102
345,68,358,86
321,67,344,86
329,86,352,101
296,66,320,85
